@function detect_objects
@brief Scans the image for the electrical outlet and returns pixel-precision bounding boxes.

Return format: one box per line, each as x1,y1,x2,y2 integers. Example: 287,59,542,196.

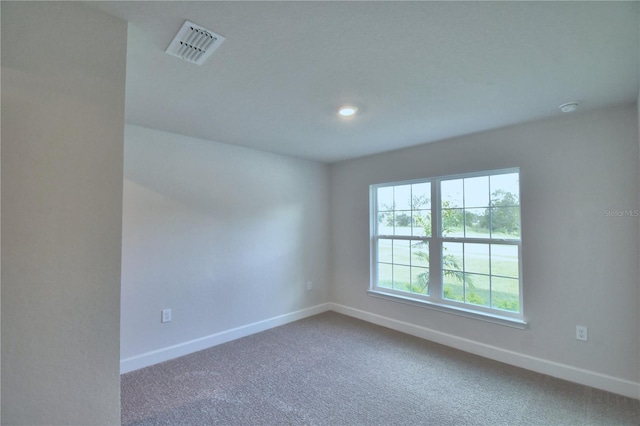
576,325,588,341
306,281,313,291
162,309,172,323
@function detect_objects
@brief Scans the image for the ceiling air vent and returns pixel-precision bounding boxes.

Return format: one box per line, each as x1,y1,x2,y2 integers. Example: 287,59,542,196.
165,20,225,65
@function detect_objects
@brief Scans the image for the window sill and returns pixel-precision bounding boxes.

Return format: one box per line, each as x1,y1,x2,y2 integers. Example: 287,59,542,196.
367,290,528,329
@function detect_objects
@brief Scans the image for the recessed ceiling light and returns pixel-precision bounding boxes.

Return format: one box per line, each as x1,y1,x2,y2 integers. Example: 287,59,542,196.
559,102,579,113
338,105,358,118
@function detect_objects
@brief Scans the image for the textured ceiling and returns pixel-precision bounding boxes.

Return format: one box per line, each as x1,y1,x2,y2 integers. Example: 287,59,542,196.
91,1,639,163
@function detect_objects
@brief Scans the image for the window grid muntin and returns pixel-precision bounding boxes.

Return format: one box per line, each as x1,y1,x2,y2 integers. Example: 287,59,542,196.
376,235,431,297
440,239,521,312
374,180,432,298
438,170,520,313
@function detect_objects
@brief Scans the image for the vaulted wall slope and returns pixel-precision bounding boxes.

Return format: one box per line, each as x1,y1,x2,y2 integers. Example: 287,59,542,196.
120,125,331,369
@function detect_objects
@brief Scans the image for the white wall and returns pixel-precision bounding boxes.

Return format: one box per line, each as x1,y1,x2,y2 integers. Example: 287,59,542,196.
120,125,330,366
1,3,127,425
330,105,640,393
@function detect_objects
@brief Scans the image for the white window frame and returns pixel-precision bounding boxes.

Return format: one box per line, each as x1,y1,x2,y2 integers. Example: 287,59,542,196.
369,168,526,328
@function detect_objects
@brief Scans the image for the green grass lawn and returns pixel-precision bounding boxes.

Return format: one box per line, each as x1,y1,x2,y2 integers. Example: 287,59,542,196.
378,275,519,313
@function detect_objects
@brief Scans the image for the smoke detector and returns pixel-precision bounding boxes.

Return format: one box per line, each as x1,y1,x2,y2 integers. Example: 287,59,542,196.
165,20,225,65
559,102,579,113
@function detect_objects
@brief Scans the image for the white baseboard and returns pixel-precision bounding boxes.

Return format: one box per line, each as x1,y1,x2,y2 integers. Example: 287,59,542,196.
120,303,331,374
121,301,639,400
329,303,640,400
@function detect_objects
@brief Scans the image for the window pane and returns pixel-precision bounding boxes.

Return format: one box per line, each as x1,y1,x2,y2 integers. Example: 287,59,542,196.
443,240,465,302
491,244,519,278
441,179,463,208
377,212,393,235
443,271,464,302
377,186,394,211
392,239,411,266
442,242,463,271
411,241,429,267
491,276,520,312
378,239,392,263
464,208,490,238
413,210,431,237
411,182,431,209
464,243,490,275
490,173,520,204
394,212,412,236
378,263,393,289
394,184,411,211
465,273,490,307
411,267,429,295
393,264,410,292
442,208,464,237
464,176,489,208
491,207,520,239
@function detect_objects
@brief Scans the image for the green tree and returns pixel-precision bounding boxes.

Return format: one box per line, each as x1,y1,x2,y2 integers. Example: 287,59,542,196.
441,200,463,236
411,194,430,210
395,212,411,227
480,190,520,235
414,213,431,237
410,215,474,295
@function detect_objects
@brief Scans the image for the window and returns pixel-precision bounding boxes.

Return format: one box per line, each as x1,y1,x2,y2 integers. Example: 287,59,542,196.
370,168,523,324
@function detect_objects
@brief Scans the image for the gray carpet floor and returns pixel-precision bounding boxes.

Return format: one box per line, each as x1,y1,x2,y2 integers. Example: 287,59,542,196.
121,311,639,425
